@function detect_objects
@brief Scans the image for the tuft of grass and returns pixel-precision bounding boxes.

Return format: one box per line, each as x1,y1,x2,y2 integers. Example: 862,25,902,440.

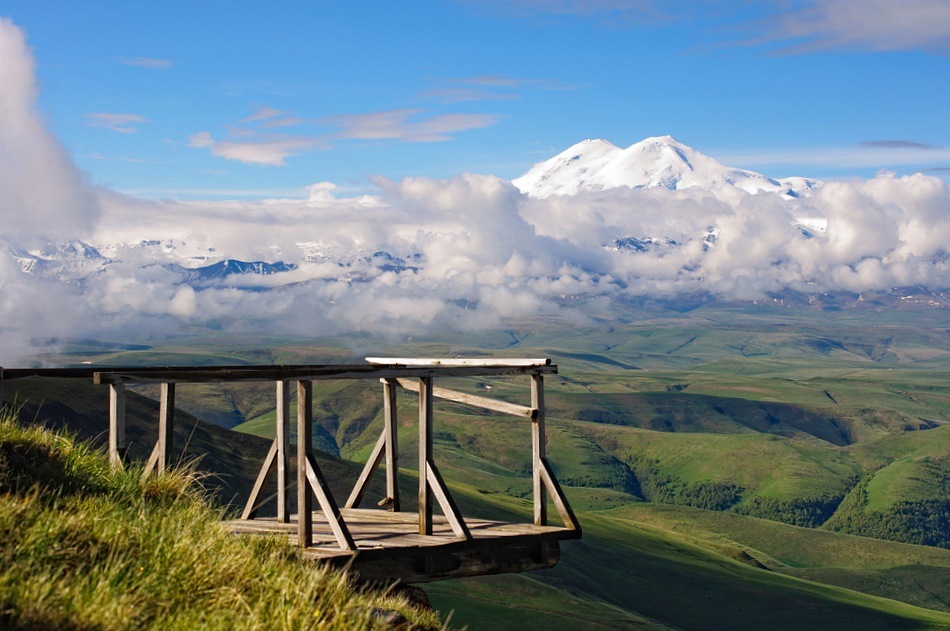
0,412,443,630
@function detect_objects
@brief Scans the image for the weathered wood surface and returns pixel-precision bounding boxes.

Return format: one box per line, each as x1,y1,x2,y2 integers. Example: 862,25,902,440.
92,363,556,384
365,357,551,367
228,507,576,583
228,509,576,550
392,377,536,418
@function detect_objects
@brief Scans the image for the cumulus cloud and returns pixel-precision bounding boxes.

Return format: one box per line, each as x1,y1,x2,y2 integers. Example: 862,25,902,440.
3,167,950,364
0,18,99,242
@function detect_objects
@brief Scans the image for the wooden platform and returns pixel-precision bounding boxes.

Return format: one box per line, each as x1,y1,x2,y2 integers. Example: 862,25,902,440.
228,508,580,583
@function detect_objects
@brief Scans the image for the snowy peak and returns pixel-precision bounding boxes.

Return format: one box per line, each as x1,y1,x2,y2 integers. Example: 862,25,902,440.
513,135,820,198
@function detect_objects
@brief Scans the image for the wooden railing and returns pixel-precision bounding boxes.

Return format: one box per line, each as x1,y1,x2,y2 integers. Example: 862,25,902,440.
2,359,581,551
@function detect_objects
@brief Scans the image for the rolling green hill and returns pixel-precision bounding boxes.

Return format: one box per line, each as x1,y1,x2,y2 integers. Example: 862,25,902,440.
4,304,950,627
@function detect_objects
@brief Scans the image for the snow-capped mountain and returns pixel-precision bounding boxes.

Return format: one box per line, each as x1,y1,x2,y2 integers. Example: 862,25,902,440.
2,237,111,281
513,135,821,198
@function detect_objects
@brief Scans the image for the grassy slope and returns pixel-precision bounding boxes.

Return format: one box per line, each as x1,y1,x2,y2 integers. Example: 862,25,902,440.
0,413,440,630
427,486,950,630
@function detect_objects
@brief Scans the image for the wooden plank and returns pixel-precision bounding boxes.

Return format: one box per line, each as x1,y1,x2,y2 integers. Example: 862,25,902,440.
276,380,290,523
366,357,551,367
297,380,313,548
109,384,125,470
94,363,557,384
383,378,400,512
419,377,433,535
241,439,278,520
393,378,536,418
304,455,356,550
3,360,556,382
157,382,175,474
345,428,386,508
531,373,547,526
539,458,581,533
425,462,472,540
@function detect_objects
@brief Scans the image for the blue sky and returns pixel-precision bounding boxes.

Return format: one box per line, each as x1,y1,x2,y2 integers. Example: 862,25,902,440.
5,0,949,199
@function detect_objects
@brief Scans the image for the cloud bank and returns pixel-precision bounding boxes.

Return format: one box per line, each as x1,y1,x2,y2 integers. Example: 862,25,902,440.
3,161,949,364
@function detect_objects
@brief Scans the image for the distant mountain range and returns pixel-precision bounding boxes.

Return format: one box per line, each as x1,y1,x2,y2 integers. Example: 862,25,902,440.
513,135,821,198
1,136,944,317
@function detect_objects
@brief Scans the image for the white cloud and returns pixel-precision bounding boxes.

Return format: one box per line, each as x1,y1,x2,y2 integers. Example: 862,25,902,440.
190,107,500,166
3,168,949,364
323,109,500,142
120,57,172,69
85,112,150,134
0,18,100,243
756,0,950,53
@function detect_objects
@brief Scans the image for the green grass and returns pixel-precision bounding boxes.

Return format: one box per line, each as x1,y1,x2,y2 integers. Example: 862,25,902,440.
0,411,442,630
428,485,950,630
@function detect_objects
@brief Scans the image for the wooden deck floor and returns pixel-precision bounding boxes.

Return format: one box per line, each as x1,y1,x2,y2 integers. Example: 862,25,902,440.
228,508,579,583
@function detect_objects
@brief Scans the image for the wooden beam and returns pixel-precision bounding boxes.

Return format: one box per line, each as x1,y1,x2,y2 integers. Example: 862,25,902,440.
383,378,400,512
419,376,433,535
425,462,472,540
345,428,386,509
304,455,356,551
539,458,581,533
297,380,313,548
241,439,278,520
366,357,551,367
276,380,290,523
94,363,557,385
393,378,536,418
157,382,175,474
531,373,547,526
109,384,126,470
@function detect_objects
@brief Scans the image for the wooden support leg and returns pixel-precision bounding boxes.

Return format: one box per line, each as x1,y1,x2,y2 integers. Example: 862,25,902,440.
304,455,356,551
539,459,582,533
425,462,471,540
241,439,278,520
276,380,290,523
157,382,175,474
419,376,433,535
531,373,547,526
109,384,126,470
383,378,400,511
345,429,386,509
297,380,313,547
345,378,401,511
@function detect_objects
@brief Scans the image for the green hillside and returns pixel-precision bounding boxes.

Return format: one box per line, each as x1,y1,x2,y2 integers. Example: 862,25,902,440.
5,305,950,627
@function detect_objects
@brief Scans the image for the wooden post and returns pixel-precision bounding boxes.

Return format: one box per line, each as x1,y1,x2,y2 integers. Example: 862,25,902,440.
418,376,433,535
297,380,313,547
383,378,400,511
531,373,547,526
276,380,290,523
109,384,126,470
157,382,175,474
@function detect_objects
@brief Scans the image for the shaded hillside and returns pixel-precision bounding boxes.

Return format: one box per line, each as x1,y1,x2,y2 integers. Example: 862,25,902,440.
1,377,378,510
